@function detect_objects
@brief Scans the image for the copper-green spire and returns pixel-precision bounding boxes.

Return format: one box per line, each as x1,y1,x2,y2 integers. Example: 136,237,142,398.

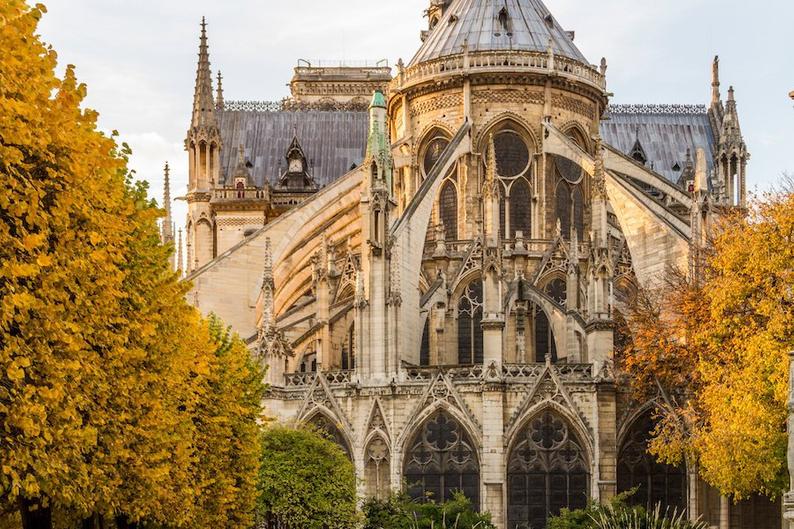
369,89,387,109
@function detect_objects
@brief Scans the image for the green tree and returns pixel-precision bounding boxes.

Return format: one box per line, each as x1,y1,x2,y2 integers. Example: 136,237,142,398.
619,188,794,499
0,3,266,528
258,425,358,529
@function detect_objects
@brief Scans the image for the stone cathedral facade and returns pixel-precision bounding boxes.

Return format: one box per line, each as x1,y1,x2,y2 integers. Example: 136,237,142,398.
173,1,779,528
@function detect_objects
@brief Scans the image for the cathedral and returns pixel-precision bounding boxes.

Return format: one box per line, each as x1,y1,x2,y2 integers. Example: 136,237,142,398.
162,0,779,527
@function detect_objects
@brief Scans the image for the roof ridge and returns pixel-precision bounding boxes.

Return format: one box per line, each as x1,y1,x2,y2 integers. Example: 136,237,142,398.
606,103,708,115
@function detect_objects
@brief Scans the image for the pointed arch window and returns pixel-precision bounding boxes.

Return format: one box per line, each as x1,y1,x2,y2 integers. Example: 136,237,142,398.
573,187,584,241
507,410,589,529
309,414,352,460
439,180,458,240
618,412,686,512
404,412,480,507
534,305,557,363
365,437,390,499
555,182,571,239
342,323,355,370
509,178,531,238
420,317,431,367
457,281,484,365
423,135,450,177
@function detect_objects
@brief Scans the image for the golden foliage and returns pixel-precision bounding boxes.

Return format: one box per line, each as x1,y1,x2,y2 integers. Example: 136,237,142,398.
0,2,265,527
618,191,794,499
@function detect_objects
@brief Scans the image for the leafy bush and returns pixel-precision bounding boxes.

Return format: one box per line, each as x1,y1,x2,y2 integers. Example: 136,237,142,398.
548,491,708,529
363,492,496,529
590,505,709,529
548,491,645,529
257,425,358,529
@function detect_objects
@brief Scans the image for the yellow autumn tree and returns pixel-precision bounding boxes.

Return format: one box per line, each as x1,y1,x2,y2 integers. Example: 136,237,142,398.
619,188,794,500
0,3,266,528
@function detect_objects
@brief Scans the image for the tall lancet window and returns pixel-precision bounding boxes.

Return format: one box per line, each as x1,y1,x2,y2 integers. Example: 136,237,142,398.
439,180,458,240
509,178,532,238
555,182,571,239
534,305,556,363
342,323,355,370
572,187,584,241
457,281,483,365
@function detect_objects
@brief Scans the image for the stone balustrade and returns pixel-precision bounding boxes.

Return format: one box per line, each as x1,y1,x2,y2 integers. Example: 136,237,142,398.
397,50,606,92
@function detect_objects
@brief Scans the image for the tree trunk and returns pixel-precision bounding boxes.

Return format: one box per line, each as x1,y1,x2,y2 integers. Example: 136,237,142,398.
19,498,52,529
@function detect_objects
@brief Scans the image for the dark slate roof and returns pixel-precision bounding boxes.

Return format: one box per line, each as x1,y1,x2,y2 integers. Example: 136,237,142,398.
218,109,369,188
600,104,716,184
411,0,589,66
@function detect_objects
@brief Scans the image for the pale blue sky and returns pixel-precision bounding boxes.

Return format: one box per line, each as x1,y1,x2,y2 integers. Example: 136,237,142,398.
37,0,793,228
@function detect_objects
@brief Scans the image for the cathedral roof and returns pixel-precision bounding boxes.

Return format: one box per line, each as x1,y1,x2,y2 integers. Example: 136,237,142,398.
217,109,369,188
601,105,716,184
410,0,589,66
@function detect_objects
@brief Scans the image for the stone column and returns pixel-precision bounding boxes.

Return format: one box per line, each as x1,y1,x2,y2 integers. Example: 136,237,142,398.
782,351,794,528
719,495,730,529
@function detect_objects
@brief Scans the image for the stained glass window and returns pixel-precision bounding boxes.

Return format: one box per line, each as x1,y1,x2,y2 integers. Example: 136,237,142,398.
508,411,589,529
439,181,458,240
457,281,484,365
404,412,480,508
618,413,686,513
420,317,430,367
423,136,450,176
510,178,532,239
494,131,530,177
573,187,584,242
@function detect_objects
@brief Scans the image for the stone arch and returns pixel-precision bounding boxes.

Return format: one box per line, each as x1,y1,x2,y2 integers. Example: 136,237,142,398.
506,405,592,529
414,122,455,174
560,121,592,153
398,390,483,453
474,111,540,154
401,408,482,507
506,393,593,458
505,282,567,357
617,409,687,512
303,407,354,460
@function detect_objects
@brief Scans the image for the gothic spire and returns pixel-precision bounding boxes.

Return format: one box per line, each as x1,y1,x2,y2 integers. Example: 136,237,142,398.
162,161,173,236
261,237,274,331
162,162,175,271
711,55,721,107
216,70,224,111
191,17,217,129
177,228,184,275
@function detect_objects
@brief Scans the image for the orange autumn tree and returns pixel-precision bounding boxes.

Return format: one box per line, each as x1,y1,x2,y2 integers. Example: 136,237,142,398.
618,188,794,499
0,3,264,529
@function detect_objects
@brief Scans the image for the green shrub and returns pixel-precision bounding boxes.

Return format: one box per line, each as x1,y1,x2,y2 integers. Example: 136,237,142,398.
257,425,358,529
363,492,496,529
548,490,645,529
590,504,709,529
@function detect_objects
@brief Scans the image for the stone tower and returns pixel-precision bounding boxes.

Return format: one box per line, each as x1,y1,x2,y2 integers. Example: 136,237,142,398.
185,17,221,272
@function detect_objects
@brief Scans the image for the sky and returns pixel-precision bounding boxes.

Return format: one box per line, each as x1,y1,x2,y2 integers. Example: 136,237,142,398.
36,0,794,234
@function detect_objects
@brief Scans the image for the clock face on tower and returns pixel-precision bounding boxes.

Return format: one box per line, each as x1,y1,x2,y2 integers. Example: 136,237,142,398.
289,157,303,173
